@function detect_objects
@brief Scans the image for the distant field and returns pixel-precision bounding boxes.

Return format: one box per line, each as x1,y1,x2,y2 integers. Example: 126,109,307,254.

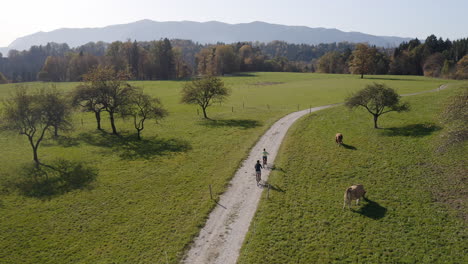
0,73,463,263
238,83,467,263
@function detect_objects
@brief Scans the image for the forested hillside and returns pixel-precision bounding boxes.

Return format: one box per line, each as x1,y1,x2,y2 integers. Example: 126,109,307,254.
0,35,466,83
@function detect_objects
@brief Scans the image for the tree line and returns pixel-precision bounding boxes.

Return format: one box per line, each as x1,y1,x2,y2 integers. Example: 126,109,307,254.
317,35,468,79
0,35,467,83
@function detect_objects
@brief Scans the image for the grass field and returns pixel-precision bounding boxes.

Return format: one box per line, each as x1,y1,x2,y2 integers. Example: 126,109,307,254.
0,73,464,263
238,82,467,263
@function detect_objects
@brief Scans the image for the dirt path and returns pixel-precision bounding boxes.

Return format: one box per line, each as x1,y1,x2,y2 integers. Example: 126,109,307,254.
182,84,448,264
182,104,337,264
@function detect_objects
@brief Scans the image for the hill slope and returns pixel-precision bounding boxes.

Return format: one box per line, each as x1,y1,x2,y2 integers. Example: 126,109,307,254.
6,20,411,52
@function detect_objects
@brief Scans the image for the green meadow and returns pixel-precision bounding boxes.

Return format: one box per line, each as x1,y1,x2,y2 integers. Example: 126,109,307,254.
238,83,467,263
0,72,464,263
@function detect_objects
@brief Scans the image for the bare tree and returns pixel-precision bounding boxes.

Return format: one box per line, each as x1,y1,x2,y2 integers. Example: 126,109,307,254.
345,83,410,128
45,86,73,137
181,76,230,119
72,84,105,130
82,66,136,134
1,86,70,166
123,89,168,140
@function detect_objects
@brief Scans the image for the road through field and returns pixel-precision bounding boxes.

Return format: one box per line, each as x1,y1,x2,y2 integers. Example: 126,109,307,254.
182,84,448,264
182,103,338,264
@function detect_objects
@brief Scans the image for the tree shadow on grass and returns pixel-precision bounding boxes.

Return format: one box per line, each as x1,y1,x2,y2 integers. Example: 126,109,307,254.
78,132,191,160
226,73,257,77
199,119,262,129
271,165,287,173
341,143,357,150
42,136,81,148
381,123,441,137
364,76,421,81
266,183,286,193
12,159,98,199
353,198,387,220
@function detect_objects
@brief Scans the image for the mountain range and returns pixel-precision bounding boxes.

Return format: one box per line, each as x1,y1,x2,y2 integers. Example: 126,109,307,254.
0,20,412,55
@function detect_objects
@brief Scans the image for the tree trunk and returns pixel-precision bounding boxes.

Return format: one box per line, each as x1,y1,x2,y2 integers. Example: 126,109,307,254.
95,111,102,130
54,125,58,137
137,129,142,140
109,111,118,135
202,107,208,119
361,73,364,79
33,146,39,168
373,115,379,128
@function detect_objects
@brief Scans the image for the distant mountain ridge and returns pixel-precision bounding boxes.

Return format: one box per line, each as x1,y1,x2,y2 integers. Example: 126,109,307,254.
2,20,412,53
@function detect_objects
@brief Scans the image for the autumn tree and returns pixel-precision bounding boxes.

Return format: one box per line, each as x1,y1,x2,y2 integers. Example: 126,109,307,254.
82,66,136,134
67,51,99,81
316,51,348,73
122,89,168,140
38,56,69,81
439,88,468,148
349,44,377,78
455,54,468,79
0,72,8,84
1,86,70,166
181,76,230,119
345,83,410,128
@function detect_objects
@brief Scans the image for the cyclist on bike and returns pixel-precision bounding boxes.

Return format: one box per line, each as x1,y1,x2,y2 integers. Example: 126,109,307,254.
254,160,263,186
262,148,269,167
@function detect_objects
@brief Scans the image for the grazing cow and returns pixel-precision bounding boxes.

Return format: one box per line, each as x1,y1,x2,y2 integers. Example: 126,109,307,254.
343,184,366,209
335,133,343,145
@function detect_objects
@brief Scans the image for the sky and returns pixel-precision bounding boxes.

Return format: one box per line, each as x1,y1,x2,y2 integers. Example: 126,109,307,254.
1,0,467,47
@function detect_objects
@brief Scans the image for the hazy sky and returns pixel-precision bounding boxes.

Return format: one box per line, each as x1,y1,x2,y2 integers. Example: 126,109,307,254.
1,0,467,47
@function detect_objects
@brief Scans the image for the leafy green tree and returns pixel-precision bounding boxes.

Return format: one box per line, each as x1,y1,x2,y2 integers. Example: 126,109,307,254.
348,44,377,78
122,90,168,140
181,77,230,119
214,45,239,75
345,83,410,128
1,86,70,166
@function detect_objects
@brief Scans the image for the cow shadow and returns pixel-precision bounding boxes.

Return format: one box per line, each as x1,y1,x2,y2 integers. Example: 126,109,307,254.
199,119,262,129
78,132,191,160
341,143,357,150
381,123,441,137
353,198,387,220
265,183,286,193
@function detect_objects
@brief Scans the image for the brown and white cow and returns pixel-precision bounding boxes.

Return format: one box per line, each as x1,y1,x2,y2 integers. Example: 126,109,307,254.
343,184,366,209
335,133,343,145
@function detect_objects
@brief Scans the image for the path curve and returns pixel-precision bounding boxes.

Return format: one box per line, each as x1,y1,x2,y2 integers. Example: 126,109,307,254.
182,84,448,264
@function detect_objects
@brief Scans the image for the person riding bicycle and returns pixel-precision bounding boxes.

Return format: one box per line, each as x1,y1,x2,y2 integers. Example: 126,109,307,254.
254,160,263,186
262,148,269,166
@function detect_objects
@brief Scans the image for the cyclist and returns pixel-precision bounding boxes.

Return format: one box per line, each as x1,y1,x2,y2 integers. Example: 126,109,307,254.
254,160,263,186
262,148,269,167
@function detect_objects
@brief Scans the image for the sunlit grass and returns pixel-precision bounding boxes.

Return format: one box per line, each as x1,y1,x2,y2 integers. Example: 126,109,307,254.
238,83,467,263
0,73,463,263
